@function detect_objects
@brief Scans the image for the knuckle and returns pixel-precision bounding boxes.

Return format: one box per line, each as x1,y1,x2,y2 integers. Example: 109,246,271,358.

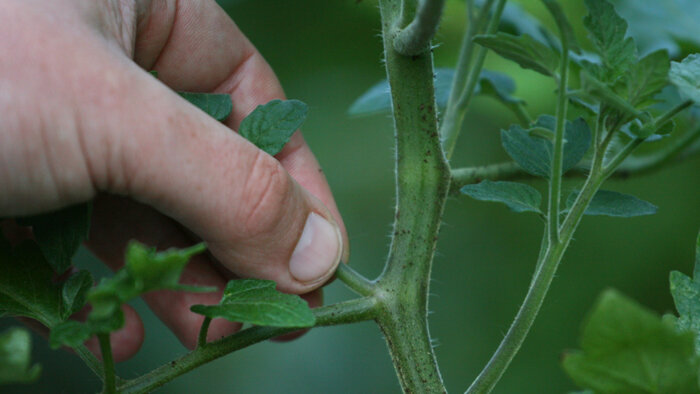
236,151,294,239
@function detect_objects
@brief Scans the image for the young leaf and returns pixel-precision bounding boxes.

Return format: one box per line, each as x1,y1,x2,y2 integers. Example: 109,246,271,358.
626,50,670,108
191,279,315,328
565,189,658,217
178,92,233,122
61,270,93,320
0,328,41,385
583,0,636,82
501,116,591,178
670,54,700,104
670,232,700,353
473,33,560,77
239,99,308,156
0,240,64,327
563,289,700,394
501,124,551,178
16,203,92,274
461,180,541,214
49,320,92,349
84,241,213,335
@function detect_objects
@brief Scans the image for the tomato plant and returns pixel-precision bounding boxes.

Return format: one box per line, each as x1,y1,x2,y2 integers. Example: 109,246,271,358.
2,0,700,393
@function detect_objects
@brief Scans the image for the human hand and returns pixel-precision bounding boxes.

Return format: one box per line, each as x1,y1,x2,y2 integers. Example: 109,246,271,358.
0,0,348,360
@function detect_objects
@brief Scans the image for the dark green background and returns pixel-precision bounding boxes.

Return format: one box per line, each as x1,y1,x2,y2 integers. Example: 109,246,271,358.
5,0,700,392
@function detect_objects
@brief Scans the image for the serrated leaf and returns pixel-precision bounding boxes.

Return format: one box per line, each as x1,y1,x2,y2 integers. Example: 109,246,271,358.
461,180,541,213
474,33,560,77
583,0,637,83
501,116,591,178
178,92,232,122
565,189,657,217
670,54,700,105
239,99,307,156
16,203,92,274
61,270,92,320
626,50,670,108
0,328,41,385
0,240,64,327
610,0,700,56
563,289,700,394
670,232,700,353
191,279,315,328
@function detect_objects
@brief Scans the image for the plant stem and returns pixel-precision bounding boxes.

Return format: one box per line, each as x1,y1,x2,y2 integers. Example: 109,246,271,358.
375,0,451,392
118,297,377,394
335,263,375,296
466,165,605,394
655,100,693,127
73,344,104,381
197,317,212,349
393,0,447,56
97,333,116,394
441,0,506,159
547,36,570,245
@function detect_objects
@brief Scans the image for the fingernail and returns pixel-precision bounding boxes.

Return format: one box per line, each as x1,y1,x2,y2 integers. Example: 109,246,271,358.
289,212,342,284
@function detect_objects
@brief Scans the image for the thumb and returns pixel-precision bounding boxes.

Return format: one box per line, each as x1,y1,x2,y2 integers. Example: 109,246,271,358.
83,60,343,294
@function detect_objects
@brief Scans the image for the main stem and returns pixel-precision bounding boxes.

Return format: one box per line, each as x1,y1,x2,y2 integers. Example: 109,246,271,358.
375,0,450,392
98,333,116,394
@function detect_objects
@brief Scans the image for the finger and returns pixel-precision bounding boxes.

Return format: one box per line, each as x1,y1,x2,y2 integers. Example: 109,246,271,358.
87,195,239,349
133,0,349,261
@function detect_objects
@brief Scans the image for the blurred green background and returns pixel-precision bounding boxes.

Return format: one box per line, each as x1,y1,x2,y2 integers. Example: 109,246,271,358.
4,0,700,392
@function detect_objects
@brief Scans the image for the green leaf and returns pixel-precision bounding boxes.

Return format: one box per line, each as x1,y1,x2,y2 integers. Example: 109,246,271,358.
348,68,522,117
61,270,93,320
565,189,658,217
16,203,92,274
583,0,637,82
85,242,213,333
474,33,560,77
501,116,591,178
178,92,233,122
626,50,670,108
191,279,315,328
461,180,541,213
610,0,700,56
474,0,553,46
670,232,700,353
49,320,92,349
0,240,64,327
478,70,522,105
0,328,41,385
563,289,700,394
670,54,700,104
239,99,308,156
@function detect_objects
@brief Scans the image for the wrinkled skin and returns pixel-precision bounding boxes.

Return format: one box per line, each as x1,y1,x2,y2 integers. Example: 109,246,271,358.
0,0,348,360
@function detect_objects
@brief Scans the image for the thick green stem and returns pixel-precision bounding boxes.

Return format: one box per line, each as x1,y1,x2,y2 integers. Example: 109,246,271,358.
547,40,570,245
393,0,447,56
98,333,116,394
441,0,506,159
375,0,450,392
118,298,377,394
